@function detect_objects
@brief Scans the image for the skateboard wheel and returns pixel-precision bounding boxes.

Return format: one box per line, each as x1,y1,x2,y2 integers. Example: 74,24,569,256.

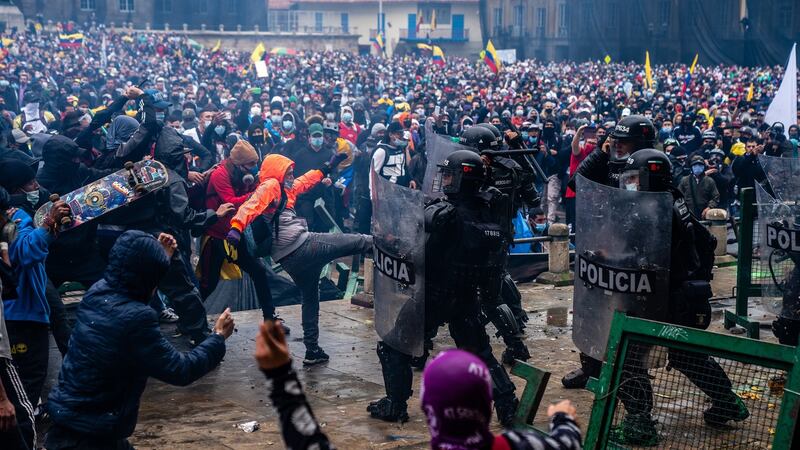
49,194,60,202
124,161,134,170
134,184,146,194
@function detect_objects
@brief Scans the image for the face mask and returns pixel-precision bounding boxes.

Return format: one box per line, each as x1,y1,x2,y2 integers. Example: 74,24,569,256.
393,138,408,149
624,183,638,191
310,136,324,148
25,189,39,205
530,136,539,144
533,223,546,233
661,126,672,133
342,113,353,123
415,109,425,117
204,120,211,128
271,114,281,123
156,112,165,122
215,125,226,136
521,131,529,140
326,112,336,120
516,110,524,116
282,120,294,131
692,164,704,176
242,173,255,185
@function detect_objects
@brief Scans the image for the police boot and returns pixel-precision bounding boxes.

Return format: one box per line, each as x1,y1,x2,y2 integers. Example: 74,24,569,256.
772,316,800,346
704,395,750,426
501,337,531,365
368,342,412,423
410,338,433,369
608,413,660,447
561,353,602,389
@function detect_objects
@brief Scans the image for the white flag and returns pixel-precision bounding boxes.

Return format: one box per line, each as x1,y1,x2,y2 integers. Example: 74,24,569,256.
254,60,268,78
764,43,797,138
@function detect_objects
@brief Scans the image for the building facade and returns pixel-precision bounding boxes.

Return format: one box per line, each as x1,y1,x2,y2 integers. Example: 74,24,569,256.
14,0,268,31
485,0,800,66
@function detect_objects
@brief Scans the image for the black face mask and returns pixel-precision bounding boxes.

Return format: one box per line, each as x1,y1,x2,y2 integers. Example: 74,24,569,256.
543,127,555,139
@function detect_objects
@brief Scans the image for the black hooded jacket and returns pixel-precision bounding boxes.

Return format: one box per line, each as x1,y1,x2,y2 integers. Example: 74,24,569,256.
37,135,113,195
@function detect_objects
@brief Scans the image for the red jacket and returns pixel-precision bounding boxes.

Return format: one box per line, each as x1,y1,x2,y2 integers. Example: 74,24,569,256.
205,162,256,239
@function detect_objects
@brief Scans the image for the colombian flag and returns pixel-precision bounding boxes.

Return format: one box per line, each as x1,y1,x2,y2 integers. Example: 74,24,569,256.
59,33,85,48
432,45,445,67
417,43,433,52
680,53,699,96
373,32,386,55
480,40,501,74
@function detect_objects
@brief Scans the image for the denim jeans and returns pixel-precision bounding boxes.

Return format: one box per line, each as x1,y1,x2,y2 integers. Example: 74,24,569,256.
279,232,373,349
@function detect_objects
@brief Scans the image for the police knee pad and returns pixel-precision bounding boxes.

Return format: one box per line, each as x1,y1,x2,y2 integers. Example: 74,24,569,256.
773,316,800,346
491,304,522,337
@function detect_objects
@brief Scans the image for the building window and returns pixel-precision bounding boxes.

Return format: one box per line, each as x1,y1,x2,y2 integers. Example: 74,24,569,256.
341,13,349,33
80,0,96,11
558,3,567,28
493,7,502,29
229,0,237,14
160,0,171,13
778,0,792,28
536,7,546,35
420,4,451,26
608,3,617,27
198,0,207,13
314,12,323,32
119,0,134,12
513,5,524,29
659,0,670,26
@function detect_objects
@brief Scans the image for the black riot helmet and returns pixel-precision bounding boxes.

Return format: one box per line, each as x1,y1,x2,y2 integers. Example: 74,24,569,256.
619,149,672,192
460,126,498,151
609,115,657,146
434,150,486,196
476,122,504,147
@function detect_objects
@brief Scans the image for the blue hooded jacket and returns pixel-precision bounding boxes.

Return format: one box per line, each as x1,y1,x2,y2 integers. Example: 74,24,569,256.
4,209,52,323
48,230,226,438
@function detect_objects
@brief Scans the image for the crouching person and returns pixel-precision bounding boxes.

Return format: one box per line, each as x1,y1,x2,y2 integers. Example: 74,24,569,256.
46,231,235,450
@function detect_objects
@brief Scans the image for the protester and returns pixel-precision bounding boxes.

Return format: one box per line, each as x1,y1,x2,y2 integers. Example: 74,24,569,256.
46,231,235,449
678,155,720,218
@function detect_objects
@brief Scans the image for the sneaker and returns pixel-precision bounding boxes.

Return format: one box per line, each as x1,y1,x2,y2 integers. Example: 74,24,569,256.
608,414,660,447
704,396,750,426
159,307,180,323
303,347,330,365
366,397,409,423
272,314,291,335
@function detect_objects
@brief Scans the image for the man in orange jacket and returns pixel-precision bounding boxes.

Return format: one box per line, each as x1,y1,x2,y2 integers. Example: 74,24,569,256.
226,153,372,365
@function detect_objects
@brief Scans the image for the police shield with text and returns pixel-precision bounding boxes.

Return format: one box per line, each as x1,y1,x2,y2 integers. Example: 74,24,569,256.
368,150,519,426
579,150,749,446
757,155,800,345
563,114,658,388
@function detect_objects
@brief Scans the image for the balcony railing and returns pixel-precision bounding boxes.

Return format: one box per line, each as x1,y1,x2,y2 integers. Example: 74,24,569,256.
267,10,353,34
397,27,469,41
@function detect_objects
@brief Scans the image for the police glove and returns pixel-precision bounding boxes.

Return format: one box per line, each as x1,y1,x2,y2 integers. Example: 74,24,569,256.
321,152,348,176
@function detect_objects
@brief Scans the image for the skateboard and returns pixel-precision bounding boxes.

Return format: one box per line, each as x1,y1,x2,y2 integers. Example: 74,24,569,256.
34,160,169,230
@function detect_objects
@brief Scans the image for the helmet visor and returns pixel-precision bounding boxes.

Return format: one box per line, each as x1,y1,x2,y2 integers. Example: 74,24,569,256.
619,169,641,191
433,166,463,194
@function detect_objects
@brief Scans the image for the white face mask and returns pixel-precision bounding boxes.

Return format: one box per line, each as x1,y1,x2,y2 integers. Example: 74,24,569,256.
25,189,40,205
203,120,211,128
624,183,638,191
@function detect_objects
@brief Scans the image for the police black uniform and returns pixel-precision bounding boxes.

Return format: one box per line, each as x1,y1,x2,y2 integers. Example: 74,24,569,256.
610,150,749,446
462,125,539,364
367,150,519,426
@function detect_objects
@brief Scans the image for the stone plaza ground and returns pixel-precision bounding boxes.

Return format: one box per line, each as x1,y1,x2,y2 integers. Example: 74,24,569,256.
41,265,778,448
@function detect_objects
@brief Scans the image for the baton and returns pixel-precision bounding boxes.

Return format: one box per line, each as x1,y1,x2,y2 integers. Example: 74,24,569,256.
481,148,548,183
499,117,549,182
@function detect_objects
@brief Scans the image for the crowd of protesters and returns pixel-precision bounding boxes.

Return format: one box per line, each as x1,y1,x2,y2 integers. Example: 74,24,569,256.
0,24,798,449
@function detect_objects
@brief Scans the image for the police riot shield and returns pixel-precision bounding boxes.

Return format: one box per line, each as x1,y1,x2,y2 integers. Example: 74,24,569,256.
573,175,672,361
370,167,426,357
756,155,800,318
422,119,474,197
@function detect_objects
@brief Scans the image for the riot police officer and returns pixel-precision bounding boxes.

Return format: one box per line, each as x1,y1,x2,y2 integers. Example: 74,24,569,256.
461,125,539,364
367,150,519,426
563,114,657,388
610,150,748,445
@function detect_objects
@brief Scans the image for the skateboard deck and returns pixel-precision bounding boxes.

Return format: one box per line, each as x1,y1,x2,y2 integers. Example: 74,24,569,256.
34,159,169,229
